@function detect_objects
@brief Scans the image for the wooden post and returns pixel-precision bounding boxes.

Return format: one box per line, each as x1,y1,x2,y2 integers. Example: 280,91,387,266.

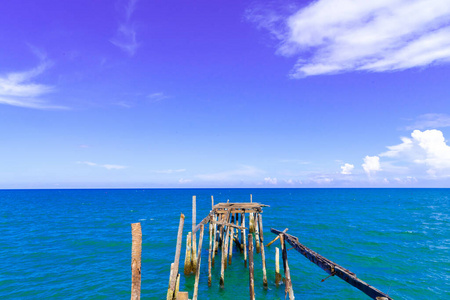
167,214,185,300
175,273,180,299
224,222,231,271
208,217,213,287
212,214,218,266
249,213,254,233
220,218,230,288
240,213,245,253
177,292,189,300
211,195,214,209
258,214,268,288
266,228,288,248
131,223,142,300
254,214,261,254
280,234,294,300
184,232,192,275
228,215,234,265
248,233,255,300
192,196,197,273
275,247,282,286
242,212,247,268
250,194,252,203
193,225,204,300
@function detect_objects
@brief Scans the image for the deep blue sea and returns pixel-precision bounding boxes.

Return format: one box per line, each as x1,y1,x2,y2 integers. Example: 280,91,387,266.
0,188,449,299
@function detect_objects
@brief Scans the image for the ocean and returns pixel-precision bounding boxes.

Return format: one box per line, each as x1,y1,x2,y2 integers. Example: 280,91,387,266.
0,188,448,299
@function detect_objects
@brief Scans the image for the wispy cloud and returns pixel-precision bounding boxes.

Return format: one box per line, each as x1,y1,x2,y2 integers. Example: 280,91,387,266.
250,0,450,77
77,161,127,170
111,0,140,56
406,113,450,130
196,165,264,181
0,58,66,110
148,92,170,103
154,169,186,174
340,163,354,175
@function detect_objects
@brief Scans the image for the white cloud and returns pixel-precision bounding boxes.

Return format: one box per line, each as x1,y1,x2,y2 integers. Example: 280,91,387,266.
148,92,169,103
406,113,450,130
252,0,450,76
111,0,140,56
77,161,127,170
155,169,186,174
196,165,264,181
0,59,66,110
340,163,354,175
380,129,450,178
362,156,381,176
264,177,278,184
179,178,192,184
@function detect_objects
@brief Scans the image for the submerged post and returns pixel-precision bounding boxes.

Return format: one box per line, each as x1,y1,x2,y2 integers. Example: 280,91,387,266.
193,225,204,300
184,232,192,275
258,214,268,288
280,234,295,300
248,233,255,300
192,196,197,273
131,223,142,300
275,247,282,286
167,213,185,300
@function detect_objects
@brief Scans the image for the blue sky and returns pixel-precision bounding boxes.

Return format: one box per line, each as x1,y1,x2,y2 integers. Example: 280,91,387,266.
1,0,450,188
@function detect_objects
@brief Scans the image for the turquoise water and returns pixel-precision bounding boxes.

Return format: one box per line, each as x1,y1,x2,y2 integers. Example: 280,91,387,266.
0,188,449,299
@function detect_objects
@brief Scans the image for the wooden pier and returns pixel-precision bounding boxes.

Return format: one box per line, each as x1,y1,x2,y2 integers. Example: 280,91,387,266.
131,194,394,299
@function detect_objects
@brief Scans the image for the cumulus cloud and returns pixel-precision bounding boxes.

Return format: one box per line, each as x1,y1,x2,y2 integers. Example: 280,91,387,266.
111,0,140,56
0,59,66,109
340,163,354,175
380,129,450,177
77,161,127,170
251,0,450,77
362,156,381,176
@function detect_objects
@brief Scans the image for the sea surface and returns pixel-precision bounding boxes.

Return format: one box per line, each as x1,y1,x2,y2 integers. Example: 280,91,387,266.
0,188,449,299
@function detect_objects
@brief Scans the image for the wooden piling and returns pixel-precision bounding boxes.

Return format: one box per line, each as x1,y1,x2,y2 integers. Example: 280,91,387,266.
254,214,261,254
184,232,192,275
167,214,185,300
220,215,231,288
131,223,142,300
248,233,255,300
275,247,281,286
208,217,213,287
212,214,218,266
175,273,180,299
192,196,197,273
242,212,247,267
228,215,234,265
249,213,255,233
224,222,231,271
193,225,204,300
258,214,268,288
280,234,294,300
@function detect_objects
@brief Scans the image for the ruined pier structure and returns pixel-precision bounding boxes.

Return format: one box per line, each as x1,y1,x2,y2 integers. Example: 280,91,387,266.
166,195,274,300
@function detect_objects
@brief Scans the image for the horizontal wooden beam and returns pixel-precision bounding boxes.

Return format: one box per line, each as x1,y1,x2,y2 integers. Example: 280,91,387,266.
271,228,394,300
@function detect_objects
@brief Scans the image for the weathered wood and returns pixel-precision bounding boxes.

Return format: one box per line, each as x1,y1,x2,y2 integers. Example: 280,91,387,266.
193,225,204,300
248,233,255,300
250,194,253,203
266,228,288,247
271,228,394,300
177,292,189,300
193,213,212,234
211,195,214,209
212,214,218,266
223,221,231,271
131,223,142,300
258,214,268,288
167,214,185,299
220,213,231,288
242,212,247,268
249,213,255,233
280,234,294,300
275,247,282,286
192,196,197,273
211,219,247,230
208,218,213,287
254,214,261,254
228,215,234,265
184,232,192,275
175,273,180,299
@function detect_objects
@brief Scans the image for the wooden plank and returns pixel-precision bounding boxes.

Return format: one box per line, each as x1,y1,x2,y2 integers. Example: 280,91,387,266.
193,213,212,233
271,229,394,300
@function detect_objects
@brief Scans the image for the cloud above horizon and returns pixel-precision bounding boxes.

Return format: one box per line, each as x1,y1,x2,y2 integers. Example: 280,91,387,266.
111,0,140,56
77,161,127,170
0,59,67,110
251,0,450,77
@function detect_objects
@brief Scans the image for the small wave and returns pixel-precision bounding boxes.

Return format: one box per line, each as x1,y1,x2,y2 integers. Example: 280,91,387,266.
139,218,146,221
